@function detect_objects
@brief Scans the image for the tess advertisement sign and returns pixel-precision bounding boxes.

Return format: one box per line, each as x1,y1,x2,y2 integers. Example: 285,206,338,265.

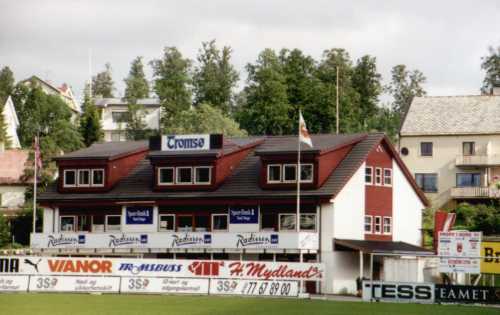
161,134,210,151
438,231,482,274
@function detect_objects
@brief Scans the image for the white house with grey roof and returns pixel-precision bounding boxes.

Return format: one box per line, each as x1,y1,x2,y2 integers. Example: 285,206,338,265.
399,89,500,209
94,98,161,142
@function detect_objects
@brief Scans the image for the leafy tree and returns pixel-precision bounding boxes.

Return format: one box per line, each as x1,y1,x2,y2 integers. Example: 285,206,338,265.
352,55,382,129
386,64,426,120
124,56,150,102
0,66,15,146
278,49,329,133
92,63,115,98
124,56,151,140
79,84,103,146
316,48,362,133
481,45,500,94
0,66,15,102
236,49,291,135
455,202,500,235
193,40,239,114
0,214,10,248
164,103,246,136
151,47,192,129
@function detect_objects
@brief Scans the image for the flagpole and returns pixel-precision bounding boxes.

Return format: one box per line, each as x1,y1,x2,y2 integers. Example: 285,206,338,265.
296,115,301,233
32,136,37,236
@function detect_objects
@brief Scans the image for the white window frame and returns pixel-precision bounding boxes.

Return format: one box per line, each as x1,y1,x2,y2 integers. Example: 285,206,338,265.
105,215,122,232
365,166,373,185
374,216,382,234
375,167,382,186
78,169,91,187
60,215,76,232
278,213,296,231
157,167,175,186
91,169,105,187
364,215,373,234
267,164,282,183
63,169,77,187
158,214,175,232
300,164,314,183
283,164,297,183
194,166,212,185
176,167,193,185
300,213,317,232
383,216,392,235
384,168,392,186
212,214,228,232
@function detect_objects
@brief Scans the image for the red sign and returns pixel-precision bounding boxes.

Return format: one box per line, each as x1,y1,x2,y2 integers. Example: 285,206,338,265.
48,259,112,273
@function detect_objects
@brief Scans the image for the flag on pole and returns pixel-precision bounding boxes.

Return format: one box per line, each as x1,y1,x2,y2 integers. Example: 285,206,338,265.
34,136,42,170
299,111,313,147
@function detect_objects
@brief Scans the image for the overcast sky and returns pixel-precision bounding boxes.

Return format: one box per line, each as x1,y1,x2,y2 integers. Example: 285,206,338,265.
1,0,499,101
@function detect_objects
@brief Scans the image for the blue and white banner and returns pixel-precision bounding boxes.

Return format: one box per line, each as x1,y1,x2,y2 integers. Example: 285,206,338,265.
229,207,259,224
126,206,153,225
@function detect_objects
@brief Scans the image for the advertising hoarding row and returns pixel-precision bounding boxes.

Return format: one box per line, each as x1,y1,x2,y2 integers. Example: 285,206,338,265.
0,256,324,281
30,231,319,250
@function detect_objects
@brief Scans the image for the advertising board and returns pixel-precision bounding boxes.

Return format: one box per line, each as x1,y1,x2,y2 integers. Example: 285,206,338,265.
126,206,153,225
121,277,209,294
362,281,435,303
481,241,500,274
229,206,259,224
0,275,29,292
28,275,120,293
209,279,299,297
435,284,500,304
438,231,481,273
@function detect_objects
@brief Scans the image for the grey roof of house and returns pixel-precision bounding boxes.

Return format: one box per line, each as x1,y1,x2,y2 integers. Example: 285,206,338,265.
400,95,500,136
40,133,389,202
334,239,433,254
54,141,148,160
94,98,160,107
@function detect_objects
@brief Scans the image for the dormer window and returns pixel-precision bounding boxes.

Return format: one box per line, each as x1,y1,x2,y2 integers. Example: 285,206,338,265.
177,167,193,184
195,167,211,184
63,168,106,188
78,169,90,187
92,169,105,186
158,167,174,185
63,170,76,187
267,165,282,183
267,163,314,184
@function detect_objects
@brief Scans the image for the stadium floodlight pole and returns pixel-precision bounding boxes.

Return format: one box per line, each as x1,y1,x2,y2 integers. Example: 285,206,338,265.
296,118,301,233
336,66,339,135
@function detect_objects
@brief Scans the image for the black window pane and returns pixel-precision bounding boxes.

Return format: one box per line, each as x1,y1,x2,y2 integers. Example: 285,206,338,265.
195,167,211,183
301,164,313,182
457,173,481,187
178,216,193,230
160,215,174,230
79,170,90,185
92,170,104,185
463,142,475,156
160,168,174,183
177,168,192,183
261,213,276,230
268,166,281,182
420,142,433,156
416,173,437,192
284,165,296,181
65,171,75,185
195,215,209,231
213,215,227,230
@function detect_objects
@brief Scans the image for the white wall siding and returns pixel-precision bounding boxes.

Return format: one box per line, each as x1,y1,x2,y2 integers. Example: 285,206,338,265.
392,160,424,246
43,208,54,233
332,163,365,240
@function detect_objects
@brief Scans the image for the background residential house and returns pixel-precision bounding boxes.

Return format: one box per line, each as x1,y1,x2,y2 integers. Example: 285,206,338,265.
94,98,160,142
0,148,29,217
399,87,500,209
20,76,80,120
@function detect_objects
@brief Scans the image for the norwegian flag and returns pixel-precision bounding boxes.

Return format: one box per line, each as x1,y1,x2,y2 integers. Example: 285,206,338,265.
299,111,313,147
34,136,42,170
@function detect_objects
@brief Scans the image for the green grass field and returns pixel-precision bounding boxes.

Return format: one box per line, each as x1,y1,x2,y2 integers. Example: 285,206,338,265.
0,294,498,315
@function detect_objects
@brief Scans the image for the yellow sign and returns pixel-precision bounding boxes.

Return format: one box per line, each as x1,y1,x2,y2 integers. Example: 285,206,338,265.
481,241,500,274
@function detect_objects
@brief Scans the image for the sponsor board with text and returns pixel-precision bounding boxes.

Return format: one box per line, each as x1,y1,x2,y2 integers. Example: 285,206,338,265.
121,277,209,294
0,275,29,292
209,279,299,297
362,281,435,303
435,285,500,304
28,275,120,293
438,231,481,273
481,241,500,274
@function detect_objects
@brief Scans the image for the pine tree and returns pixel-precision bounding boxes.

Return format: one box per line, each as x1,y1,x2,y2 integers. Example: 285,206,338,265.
481,45,500,94
352,55,382,129
124,57,150,140
79,84,103,146
386,64,426,119
92,63,115,98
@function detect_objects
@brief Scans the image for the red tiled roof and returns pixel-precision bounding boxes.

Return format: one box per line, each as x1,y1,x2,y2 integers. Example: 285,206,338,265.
0,149,29,184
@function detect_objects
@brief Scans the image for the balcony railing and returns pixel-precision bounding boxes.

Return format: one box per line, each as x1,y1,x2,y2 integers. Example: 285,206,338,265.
450,186,500,198
455,154,500,166
30,231,319,252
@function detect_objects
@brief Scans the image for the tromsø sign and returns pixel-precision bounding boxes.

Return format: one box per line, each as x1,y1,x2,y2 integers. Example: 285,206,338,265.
161,134,210,151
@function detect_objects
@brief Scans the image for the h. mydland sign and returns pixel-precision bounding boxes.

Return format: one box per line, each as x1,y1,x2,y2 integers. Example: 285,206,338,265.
161,134,210,151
